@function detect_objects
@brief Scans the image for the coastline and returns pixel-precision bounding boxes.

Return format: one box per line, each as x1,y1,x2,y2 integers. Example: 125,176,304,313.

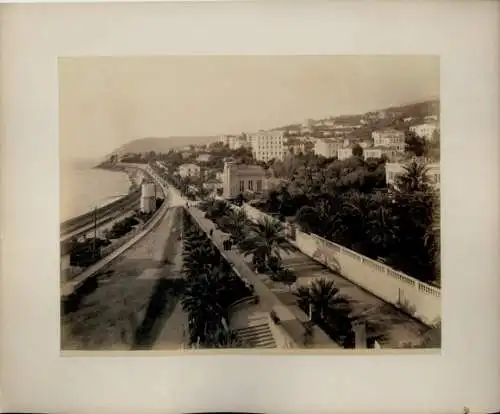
93,163,142,191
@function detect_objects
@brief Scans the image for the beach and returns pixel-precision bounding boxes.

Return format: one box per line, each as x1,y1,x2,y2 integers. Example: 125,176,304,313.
60,160,135,223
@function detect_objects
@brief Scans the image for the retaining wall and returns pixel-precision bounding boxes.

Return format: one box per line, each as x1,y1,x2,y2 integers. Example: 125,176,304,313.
240,203,441,326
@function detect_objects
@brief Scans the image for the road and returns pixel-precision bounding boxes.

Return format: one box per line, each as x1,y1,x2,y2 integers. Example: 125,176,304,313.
61,206,188,350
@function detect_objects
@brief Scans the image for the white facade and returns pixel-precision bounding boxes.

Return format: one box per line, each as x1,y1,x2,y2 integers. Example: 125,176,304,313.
196,153,212,163
314,139,341,158
372,129,405,151
249,131,286,162
410,123,439,140
385,162,440,189
203,179,223,191
229,135,251,150
178,163,201,178
363,148,383,160
140,182,156,214
218,135,231,146
337,147,353,160
223,161,267,199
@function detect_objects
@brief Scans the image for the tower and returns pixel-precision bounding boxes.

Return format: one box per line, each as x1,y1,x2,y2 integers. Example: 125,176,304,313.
140,181,156,214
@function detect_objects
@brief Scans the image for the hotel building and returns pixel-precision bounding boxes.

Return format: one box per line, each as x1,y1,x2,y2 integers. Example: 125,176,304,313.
222,160,267,199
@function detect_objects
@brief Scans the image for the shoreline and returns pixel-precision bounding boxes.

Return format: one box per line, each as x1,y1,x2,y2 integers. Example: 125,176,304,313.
61,165,139,226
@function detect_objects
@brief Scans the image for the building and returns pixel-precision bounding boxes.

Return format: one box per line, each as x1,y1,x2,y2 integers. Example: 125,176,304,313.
249,131,287,162
202,178,223,192
196,153,212,163
314,138,341,158
385,161,440,189
363,147,404,161
228,135,251,150
178,163,201,178
410,123,439,141
337,147,353,160
372,128,405,151
140,182,156,214
223,160,267,199
218,135,231,146
425,115,438,122
363,147,383,160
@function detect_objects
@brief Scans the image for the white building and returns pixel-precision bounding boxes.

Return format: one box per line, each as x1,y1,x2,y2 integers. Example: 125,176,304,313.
385,161,440,190
218,135,231,146
337,147,353,160
229,135,251,150
363,147,404,161
140,182,156,214
372,128,406,151
410,123,439,141
178,163,201,178
249,131,287,162
314,138,341,158
202,178,223,192
196,153,212,163
223,160,267,199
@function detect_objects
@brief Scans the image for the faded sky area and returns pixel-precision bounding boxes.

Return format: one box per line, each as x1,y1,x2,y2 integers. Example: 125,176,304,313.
59,55,439,162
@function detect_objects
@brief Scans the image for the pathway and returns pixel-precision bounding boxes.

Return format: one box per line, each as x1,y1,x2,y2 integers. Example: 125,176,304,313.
183,202,339,348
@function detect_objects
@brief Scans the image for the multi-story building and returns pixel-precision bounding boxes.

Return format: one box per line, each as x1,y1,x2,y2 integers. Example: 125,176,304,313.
229,135,251,150
314,138,341,158
410,123,439,141
363,147,404,162
385,161,440,190
372,128,405,151
222,160,267,199
178,163,201,178
218,135,231,146
286,141,309,156
249,131,287,162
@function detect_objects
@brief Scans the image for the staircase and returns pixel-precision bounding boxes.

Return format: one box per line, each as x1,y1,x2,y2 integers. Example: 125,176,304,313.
234,323,276,348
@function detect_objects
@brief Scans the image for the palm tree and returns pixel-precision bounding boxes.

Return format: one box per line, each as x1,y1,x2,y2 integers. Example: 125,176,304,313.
181,268,228,346
394,159,431,194
219,209,249,245
238,216,293,268
294,278,353,346
182,243,220,280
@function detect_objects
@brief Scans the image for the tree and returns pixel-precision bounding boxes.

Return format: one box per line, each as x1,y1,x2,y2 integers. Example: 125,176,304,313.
294,278,353,346
219,209,249,245
394,159,431,194
238,216,293,268
352,143,363,157
405,130,428,157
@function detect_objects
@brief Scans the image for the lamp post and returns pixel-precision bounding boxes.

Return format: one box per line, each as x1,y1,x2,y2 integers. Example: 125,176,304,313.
91,193,130,259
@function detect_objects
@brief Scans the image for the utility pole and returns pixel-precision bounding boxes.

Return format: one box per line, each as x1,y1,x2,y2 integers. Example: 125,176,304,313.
92,206,97,259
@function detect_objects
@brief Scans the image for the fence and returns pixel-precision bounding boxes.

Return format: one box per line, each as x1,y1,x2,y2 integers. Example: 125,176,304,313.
240,203,441,326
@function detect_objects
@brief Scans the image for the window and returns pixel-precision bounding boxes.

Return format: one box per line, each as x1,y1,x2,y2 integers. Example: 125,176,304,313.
239,180,244,192
248,180,253,191
257,179,262,192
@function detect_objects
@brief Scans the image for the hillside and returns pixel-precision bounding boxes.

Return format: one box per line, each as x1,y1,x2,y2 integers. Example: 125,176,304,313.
110,136,219,157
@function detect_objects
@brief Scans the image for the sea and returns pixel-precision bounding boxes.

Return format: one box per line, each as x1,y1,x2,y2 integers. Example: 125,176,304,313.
60,160,132,223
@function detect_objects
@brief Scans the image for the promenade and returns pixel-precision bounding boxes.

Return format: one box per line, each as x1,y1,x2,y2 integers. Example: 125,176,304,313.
174,189,339,348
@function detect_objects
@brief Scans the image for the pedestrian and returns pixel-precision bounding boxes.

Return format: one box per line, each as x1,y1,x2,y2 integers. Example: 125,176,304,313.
209,228,214,237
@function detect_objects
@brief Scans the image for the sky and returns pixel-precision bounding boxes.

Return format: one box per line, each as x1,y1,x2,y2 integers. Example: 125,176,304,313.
59,55,439,162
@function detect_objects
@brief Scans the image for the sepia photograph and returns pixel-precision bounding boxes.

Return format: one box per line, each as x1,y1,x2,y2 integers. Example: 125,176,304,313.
59,55,441,352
